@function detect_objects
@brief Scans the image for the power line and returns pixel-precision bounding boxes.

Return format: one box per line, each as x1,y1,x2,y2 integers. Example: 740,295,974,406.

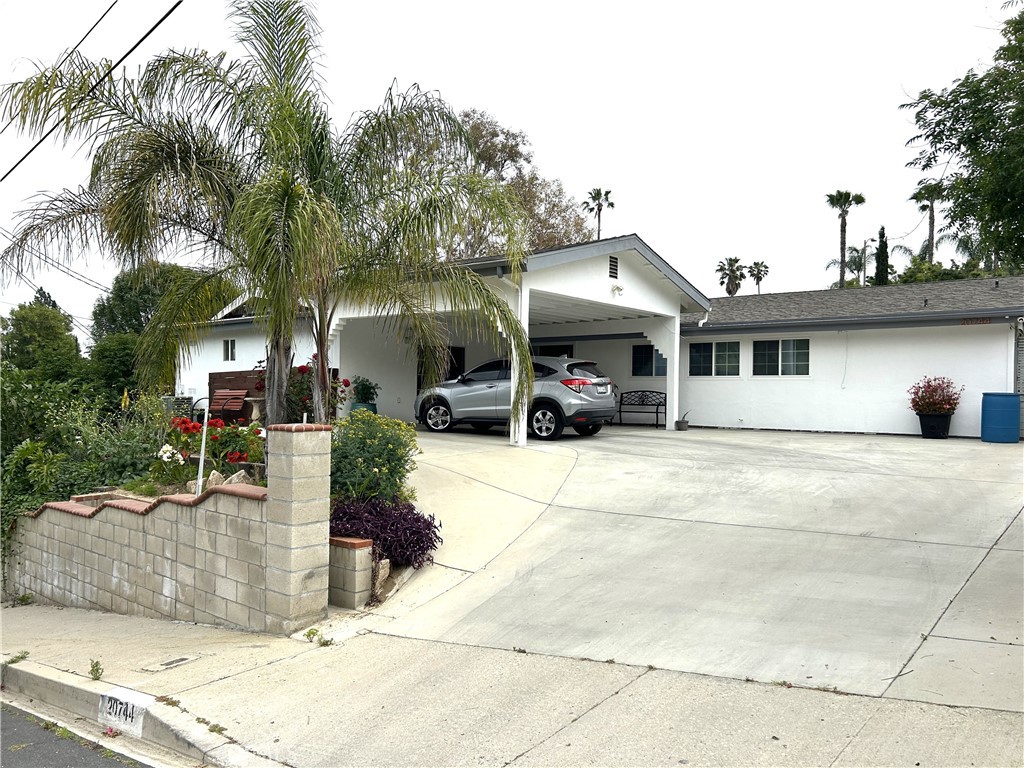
15,273,94,338
0,228,111,293
0,0,119,137
0,0,184,184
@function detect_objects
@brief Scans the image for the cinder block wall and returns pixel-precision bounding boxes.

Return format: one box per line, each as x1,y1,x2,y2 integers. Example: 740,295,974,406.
4,424,333,635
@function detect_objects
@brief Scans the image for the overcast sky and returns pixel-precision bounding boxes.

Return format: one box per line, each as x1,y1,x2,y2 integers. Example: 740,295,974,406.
0,0,1012,345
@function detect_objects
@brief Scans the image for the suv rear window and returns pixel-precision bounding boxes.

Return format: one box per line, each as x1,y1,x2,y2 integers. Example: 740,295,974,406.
567,362,605,378
533,362,558,377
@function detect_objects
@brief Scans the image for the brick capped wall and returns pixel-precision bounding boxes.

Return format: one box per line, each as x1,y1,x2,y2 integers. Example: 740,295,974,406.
4,424,333,635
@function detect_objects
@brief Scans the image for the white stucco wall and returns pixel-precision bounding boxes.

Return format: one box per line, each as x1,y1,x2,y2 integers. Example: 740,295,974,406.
679,323,1016,437
523,250,683,318
176,322,315,400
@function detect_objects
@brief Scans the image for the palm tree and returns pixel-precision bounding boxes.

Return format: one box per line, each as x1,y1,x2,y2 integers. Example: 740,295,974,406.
748,261,769,294
825,190,866,289
826,242,873,287
581,188,614,239
716,257,746,297
0,0,533,426
909,181,944,264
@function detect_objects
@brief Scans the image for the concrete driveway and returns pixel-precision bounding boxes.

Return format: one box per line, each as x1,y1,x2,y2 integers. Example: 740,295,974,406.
376,426,1023,710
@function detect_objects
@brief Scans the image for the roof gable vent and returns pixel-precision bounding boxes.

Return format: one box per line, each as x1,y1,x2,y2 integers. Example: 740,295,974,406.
609,255,619,279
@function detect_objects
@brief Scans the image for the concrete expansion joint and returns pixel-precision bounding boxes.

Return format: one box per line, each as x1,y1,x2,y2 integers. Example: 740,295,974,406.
503,665,652,767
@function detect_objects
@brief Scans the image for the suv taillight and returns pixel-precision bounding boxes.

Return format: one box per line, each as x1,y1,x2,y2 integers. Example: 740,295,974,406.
560,378,591,393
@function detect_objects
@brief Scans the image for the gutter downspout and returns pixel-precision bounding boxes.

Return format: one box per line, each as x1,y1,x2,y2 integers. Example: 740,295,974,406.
698,310,710,327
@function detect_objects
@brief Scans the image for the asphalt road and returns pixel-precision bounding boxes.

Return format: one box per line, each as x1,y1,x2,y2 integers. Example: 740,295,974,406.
1,704,151,768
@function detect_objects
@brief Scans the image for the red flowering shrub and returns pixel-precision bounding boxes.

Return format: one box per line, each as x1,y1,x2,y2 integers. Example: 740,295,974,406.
908,376,964,415
252,358,351,422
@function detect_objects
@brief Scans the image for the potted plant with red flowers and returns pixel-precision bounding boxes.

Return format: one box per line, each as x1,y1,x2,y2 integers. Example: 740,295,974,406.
908,376,964,439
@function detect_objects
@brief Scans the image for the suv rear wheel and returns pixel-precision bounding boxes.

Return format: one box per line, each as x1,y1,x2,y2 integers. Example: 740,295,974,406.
529,403,563,440
424,400,454,432
572,424,602,436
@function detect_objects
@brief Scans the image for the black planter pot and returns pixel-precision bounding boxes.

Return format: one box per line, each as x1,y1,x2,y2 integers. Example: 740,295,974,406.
917,412,952,439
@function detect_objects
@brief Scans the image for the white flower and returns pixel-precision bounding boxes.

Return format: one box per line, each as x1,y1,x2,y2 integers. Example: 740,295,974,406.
157,444,184,465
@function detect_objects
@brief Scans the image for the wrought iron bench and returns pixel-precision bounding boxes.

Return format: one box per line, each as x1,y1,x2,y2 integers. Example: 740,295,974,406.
618,390,666,427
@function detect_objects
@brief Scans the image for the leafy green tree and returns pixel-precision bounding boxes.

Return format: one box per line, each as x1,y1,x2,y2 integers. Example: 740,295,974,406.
0,0,533,426
449,110,592,259
748,261,769,294
91,263,195,340
88,332,140,409
902,10,1024,270
581,188,614,240
0,300,82,383
32,287,61,311
716,257,746,297
874,227,891,286
825,190,866,289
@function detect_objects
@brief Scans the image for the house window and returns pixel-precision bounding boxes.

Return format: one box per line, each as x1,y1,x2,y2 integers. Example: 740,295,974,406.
632,344,667,377
223,339,236,361
753,339,810,376
689,343,713,376
689,342,739,376
609,255,619,279
715,341,740,376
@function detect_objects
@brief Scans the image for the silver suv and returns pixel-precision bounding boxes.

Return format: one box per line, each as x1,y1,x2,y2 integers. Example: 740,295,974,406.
414,356,616,440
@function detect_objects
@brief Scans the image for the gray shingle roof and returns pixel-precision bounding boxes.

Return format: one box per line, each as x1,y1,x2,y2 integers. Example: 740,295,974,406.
681,276,1024,332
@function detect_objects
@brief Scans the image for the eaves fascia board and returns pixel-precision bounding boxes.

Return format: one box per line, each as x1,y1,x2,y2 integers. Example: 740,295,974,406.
681,307,1023,336
200,315,262,329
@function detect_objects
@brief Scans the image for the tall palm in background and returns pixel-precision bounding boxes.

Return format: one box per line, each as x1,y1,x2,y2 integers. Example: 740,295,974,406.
825,190,866,289
748,261,769,294
0,0,532,425
716,257,746,296
581,188,614,239
910,181,944,264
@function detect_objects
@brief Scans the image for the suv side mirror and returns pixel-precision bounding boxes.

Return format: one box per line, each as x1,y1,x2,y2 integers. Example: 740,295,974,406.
457,374,468,383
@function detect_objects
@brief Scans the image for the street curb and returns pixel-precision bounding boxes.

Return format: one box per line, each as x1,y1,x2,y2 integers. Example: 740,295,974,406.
1,659,285,767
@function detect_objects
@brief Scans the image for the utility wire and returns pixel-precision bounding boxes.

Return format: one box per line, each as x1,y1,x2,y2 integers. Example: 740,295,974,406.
0,0,183,184
0,228,111,293
15,273,93,338
0,0,119,137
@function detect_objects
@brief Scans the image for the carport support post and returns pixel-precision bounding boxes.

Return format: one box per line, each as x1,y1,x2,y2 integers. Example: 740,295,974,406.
651,315,681,430
510,284,530,447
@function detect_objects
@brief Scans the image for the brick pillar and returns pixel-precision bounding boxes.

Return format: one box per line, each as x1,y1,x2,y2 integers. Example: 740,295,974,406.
264,424,332,634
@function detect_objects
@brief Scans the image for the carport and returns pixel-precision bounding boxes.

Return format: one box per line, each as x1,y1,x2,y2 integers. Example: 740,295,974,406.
468,235,711,446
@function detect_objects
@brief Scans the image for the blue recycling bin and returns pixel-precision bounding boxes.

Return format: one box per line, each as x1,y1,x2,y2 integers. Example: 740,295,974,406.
980,392,1022,443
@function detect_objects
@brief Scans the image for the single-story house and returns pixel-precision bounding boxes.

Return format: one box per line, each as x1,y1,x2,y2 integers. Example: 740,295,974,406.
176,234,1024,441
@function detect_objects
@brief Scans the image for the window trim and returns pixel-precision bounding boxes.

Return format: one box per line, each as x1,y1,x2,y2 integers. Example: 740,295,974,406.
223,338,236,362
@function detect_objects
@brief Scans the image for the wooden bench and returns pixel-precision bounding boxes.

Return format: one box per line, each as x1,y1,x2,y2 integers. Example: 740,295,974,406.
618,390,667,427
210,389,249,419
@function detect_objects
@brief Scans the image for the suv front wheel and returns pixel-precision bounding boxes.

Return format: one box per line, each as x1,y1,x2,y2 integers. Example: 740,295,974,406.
529,403,564,440
423,400,455,432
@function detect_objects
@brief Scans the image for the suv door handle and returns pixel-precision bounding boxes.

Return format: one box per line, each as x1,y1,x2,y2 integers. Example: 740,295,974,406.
486,384,497,389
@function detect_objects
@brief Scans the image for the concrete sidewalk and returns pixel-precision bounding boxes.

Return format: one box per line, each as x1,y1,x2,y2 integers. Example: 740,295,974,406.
2,605,1022,767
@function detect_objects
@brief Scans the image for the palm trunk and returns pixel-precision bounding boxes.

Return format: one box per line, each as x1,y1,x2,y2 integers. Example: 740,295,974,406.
311,304,330,424
264,333,293,426
596,206,602,240
838,214,848,289
927,204,935,264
